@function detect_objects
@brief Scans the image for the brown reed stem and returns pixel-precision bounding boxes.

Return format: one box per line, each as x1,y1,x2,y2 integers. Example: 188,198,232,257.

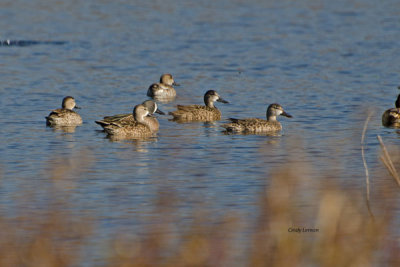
377,135,400,186
361,112,372,201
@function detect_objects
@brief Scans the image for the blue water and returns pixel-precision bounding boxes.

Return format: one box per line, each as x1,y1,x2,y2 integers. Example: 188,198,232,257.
1,0,400,263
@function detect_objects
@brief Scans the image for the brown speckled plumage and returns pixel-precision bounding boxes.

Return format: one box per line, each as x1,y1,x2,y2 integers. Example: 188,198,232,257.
222,103,292,134
169,90,228,122
147,74,179,98
382,108,400,127
223,118,282,133
98,119,153,138
382,94,400,127
46,96,82,126
101,114,160,132
99,100,164,132
170,105,221,121
95,104,156,139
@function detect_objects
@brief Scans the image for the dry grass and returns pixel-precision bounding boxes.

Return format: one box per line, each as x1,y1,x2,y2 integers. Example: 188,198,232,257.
1,140,400,266
377,135,400,186
361,112,373,201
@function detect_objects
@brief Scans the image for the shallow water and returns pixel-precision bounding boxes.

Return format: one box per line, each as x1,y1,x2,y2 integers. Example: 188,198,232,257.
1,0,400,263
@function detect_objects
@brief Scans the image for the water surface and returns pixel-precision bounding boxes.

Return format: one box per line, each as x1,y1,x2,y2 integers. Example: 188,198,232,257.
1,0,400,263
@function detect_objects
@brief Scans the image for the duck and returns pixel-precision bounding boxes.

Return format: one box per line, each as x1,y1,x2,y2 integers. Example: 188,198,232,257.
46,96,82,126
221,103,292,133
169,90,229,122
95,104,155,138
382,94,400,127
97,100,165,132
147,74,179,98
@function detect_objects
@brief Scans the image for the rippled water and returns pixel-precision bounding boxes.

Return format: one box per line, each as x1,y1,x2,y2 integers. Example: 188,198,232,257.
1,0,400,263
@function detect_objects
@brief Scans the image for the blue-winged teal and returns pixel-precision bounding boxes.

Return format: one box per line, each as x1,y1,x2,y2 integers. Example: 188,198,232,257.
98,100,164,132
46,96,82,126
147,74,179,98
169,90,229,122
95,104,155,138
222,103,292,133
382,94,400,127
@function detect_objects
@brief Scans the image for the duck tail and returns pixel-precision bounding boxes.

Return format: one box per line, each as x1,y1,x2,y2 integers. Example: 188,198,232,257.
95,120,110,127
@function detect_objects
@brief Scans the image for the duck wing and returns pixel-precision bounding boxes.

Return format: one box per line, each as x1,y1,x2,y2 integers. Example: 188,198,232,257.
103,113,134,123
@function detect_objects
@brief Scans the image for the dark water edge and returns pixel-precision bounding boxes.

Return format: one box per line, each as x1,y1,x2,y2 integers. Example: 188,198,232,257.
0,40,67,46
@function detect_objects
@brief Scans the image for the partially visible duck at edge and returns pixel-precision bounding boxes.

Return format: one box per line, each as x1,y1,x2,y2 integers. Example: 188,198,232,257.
97,100,165,132
95,104,155,138
147,74,180,99
169,90,229,122
46,96,82,126
382,93,400,127
221,103,292,134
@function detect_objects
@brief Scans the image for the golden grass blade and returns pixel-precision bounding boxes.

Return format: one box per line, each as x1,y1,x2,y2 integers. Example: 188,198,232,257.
377,135,400,186
361,112,373,201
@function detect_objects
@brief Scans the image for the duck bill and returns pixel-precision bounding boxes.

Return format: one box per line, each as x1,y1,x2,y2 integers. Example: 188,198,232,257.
74,106,81,109
282,111,292,118
173,82,180,86
155,108,166,115
217,98,229,104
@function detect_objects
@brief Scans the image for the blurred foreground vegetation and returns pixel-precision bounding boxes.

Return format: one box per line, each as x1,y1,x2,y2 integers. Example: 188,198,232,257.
0,142,399,267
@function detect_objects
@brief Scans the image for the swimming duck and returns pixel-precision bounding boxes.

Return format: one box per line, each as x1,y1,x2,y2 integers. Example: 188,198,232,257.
382,94,400,127
169,90,229,122
221,103,292,133
95,104,155,138
97,100,165,132
147,74,179,98
46,96,82,126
